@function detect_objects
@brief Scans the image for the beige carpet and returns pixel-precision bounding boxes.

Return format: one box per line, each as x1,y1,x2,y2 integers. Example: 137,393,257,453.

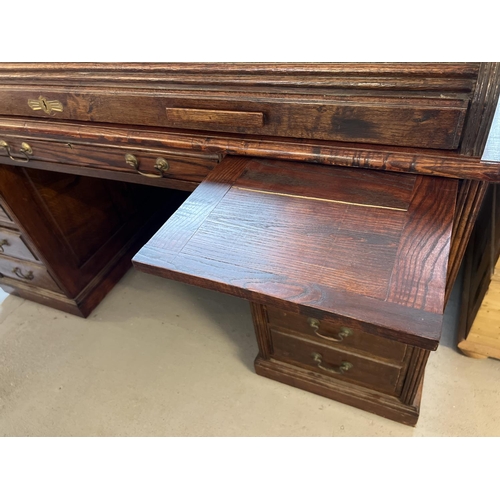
0,269,499,436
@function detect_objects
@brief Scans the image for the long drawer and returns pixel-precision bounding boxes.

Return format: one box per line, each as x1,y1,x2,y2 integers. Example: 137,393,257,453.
0,134,220,184
270,329,406,396
266,306,408,364
0,255,61,293
0,88,469,149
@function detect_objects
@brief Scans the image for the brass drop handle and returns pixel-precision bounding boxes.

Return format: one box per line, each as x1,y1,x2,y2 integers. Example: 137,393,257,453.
125,154,169,178
13,267,34,281
0,239,9,253
308,317,353,342
312,353,353,375
0,140,33,163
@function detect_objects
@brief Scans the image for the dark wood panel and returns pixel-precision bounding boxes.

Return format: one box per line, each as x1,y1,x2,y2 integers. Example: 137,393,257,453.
24,169,129,266
445,180,488,304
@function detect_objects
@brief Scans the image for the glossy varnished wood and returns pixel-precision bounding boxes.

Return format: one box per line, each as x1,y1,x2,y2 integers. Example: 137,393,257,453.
133,156,457,350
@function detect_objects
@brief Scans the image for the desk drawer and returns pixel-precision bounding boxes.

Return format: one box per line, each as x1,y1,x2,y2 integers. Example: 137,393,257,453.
0,88,468,149
0,135,219,183
266,306,407,364
0,255,61,292
0,227,38,261
270,329,405,396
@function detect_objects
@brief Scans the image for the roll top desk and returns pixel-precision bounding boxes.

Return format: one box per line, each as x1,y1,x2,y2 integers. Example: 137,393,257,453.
0,63,499,425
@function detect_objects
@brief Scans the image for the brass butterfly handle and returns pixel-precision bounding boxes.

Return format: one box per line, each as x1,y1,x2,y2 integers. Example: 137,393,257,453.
13,267,34,281
307,318,353,342
0,239,9,253
312,353,353,375
125,154,169,178
0,140,33,163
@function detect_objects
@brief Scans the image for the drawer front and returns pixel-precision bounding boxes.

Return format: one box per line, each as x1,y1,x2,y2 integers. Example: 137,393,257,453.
271,330,404,395
0,227,38,261
0,135,219,183
0,256,61,292
266,306,407,364
0,89,468,149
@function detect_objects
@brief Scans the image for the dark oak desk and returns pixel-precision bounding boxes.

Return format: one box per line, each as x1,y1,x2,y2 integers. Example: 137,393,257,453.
0,63,499,425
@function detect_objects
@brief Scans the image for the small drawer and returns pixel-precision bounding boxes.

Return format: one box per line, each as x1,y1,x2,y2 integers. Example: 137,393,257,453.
0,255,61,293
270,329,405,396
266,306,407,364
0,136,219,184
0,227,38,261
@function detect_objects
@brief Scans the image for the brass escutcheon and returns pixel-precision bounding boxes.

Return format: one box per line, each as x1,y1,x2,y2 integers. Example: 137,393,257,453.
28,96,64,115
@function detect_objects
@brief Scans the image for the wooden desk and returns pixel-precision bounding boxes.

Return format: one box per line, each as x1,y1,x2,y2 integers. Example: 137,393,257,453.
0,63,499,425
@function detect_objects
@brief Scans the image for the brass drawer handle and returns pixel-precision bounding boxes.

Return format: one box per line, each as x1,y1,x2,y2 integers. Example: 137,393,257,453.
13,267,34,281
0,140,33,163
0,239,9,252
307,318,353,342
125,154,169,178
312,353,353,375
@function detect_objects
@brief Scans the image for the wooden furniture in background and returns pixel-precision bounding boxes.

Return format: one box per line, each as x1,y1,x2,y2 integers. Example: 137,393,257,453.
0,63,499,425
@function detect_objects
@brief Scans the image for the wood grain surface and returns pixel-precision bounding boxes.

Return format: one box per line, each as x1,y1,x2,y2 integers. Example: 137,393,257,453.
133,156,457,350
